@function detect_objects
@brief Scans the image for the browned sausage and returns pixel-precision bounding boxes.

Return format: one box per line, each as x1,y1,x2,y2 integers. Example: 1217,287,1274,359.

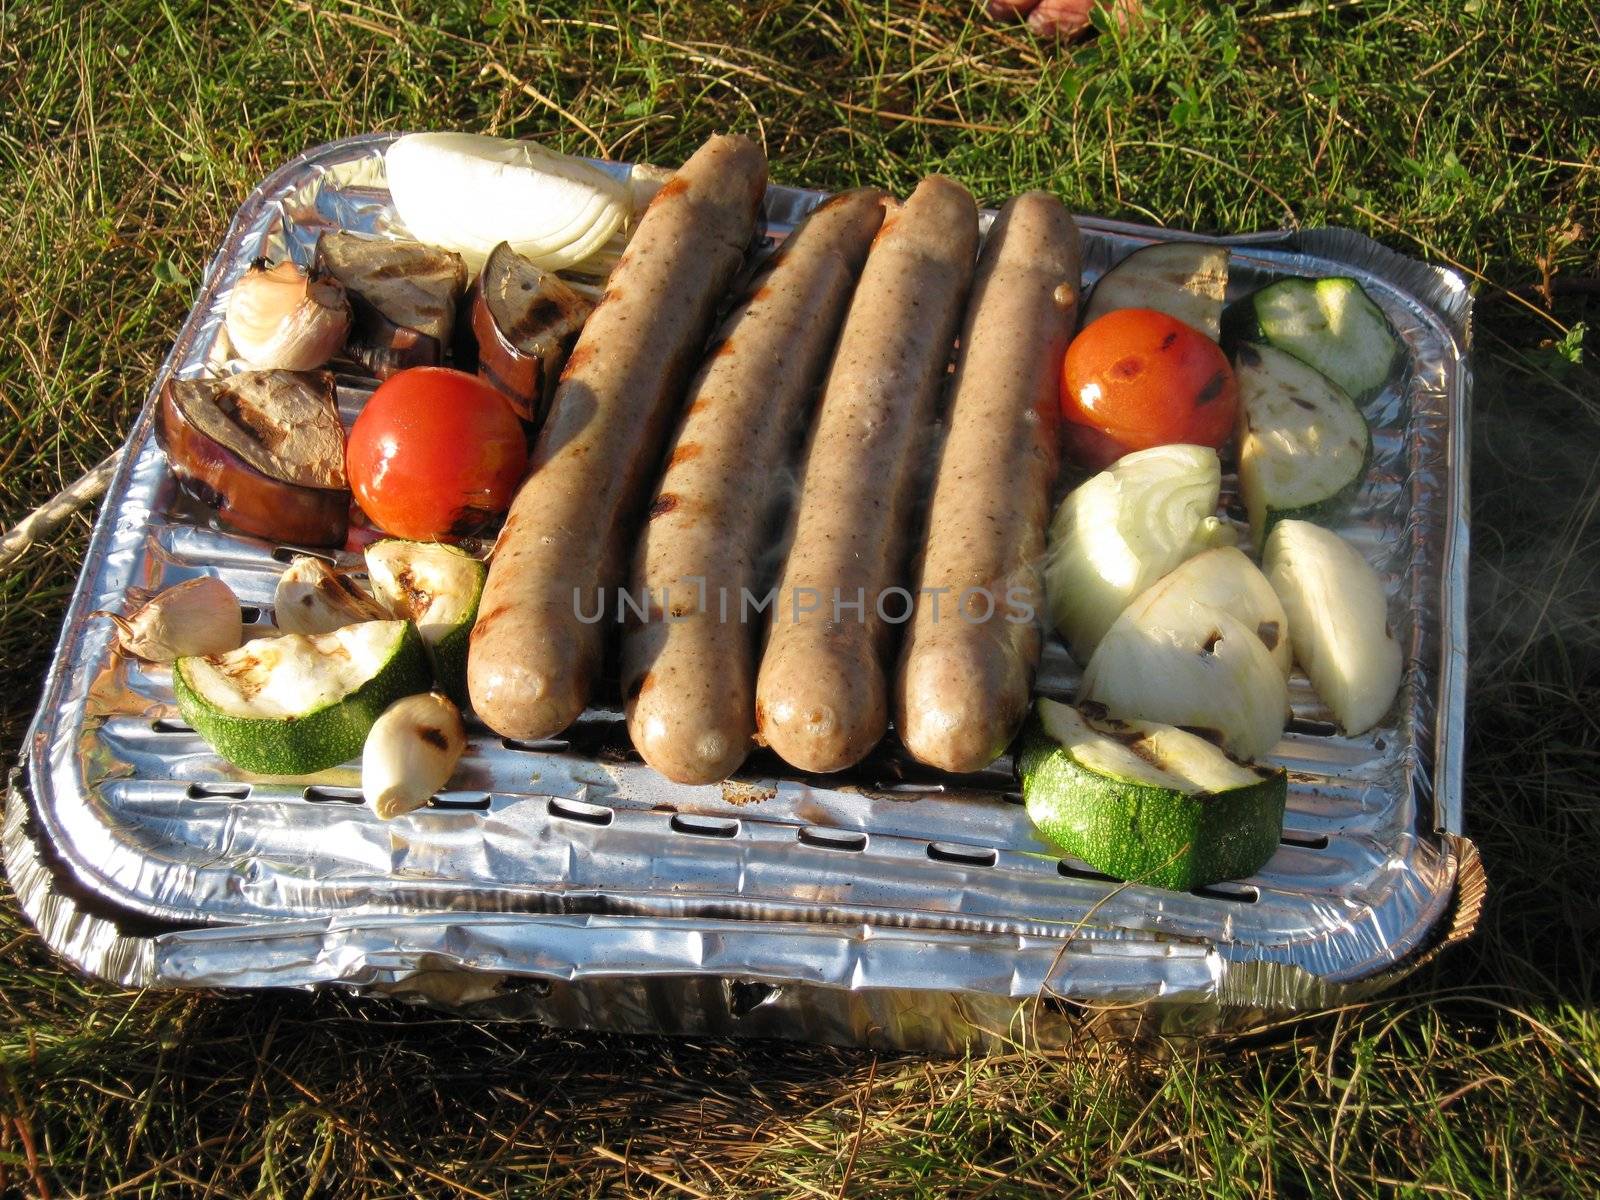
467,134,767,740
893,192,1080,772
754,177,979,774
621,190,887,784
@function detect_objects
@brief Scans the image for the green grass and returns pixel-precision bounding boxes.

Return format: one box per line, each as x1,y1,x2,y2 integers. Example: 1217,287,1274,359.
2,0,1598,1195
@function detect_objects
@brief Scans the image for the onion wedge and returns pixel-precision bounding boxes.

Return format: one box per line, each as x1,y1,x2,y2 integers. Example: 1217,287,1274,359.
385,132,631,274
1045,444,1229,664
1264,520,1402,735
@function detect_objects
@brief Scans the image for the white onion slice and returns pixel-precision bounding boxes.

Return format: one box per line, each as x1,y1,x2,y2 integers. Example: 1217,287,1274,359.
385,132,630,274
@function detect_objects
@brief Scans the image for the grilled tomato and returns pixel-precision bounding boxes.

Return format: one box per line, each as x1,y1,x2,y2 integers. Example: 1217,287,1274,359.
1060,308,1237,470
346,367,527,540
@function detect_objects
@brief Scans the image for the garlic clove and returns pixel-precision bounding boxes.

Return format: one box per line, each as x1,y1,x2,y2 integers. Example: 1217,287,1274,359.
96,575,244,663
362,691,466,819
273,556,387,636
225,258,351,370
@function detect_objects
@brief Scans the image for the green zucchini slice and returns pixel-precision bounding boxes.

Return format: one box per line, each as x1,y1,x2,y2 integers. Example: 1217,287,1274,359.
1235,342,1371,551
1019,698,1287,891
1224,276,1399,400
1081,242,1229,340
174,619,432,775
363,540,485,709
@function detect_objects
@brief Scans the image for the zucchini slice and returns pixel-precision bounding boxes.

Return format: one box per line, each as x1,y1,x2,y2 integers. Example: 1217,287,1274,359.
1235,343,1371,551
363,540,485,709
1223,276,1400,400
1019,699,1287,891
1081,242,1229,340
174,619,431,775
1044,443,1228,665
1263,520,1402,735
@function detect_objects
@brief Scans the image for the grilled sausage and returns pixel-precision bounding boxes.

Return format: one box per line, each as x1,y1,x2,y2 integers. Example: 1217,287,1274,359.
622,189,887,784
894,192,1080,772
467,134,767,740
754,176,979,774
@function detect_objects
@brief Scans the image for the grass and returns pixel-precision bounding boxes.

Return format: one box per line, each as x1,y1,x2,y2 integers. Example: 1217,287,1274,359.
1,0,1598,1195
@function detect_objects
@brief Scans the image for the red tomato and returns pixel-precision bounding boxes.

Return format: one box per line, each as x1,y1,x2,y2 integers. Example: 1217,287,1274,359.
346,367,528,540
1060,308,1238,470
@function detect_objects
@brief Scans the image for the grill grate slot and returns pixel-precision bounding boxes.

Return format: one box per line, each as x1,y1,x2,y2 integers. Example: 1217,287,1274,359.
302,785,363,805
428,792,492,811
671,813,740,839
1280,830,1331,849
503,736,570,754
186,782,250,800
547,797,613,826
1190,881,1260,903
1285,716,1340,737
151,719,194,734
928,842,999,868
238,605,262,624
1058,859,1118,883
798,826,867,852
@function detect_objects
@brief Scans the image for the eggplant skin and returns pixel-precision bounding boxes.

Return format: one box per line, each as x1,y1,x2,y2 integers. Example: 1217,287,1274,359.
315,232,468,381
156,374,349,547
344,306,443,379
470,242,595,423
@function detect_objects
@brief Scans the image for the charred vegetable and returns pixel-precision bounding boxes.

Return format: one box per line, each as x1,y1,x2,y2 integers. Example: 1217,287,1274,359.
363,539,484,708
1122,546,1292,679
173,620,431,775
1235,342,1371,549
224,258,351,371
1020,699,1287,891
469,241,594,422
1081,242,1229,340
156,370,350,546
97,575,243,663
315,231,468,378
1080,563,1289,761
273,556,386,635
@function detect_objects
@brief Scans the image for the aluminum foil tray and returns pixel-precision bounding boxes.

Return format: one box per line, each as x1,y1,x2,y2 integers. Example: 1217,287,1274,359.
6,134,1482,1050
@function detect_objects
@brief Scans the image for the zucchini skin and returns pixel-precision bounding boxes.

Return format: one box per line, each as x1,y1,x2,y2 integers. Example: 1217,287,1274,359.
1250,423,1372,551
1018,717,1286,891
365,540,485,711
1219,298,1267,352
174,622,433,775
1221,276,1400,401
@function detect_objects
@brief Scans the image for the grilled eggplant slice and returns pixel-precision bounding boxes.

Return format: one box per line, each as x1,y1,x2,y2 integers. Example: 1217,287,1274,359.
469,241,595,423
157,369,349,546
315,231,469,379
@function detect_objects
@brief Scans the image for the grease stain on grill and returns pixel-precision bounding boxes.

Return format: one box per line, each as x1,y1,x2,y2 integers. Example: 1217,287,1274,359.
721,779,776,806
